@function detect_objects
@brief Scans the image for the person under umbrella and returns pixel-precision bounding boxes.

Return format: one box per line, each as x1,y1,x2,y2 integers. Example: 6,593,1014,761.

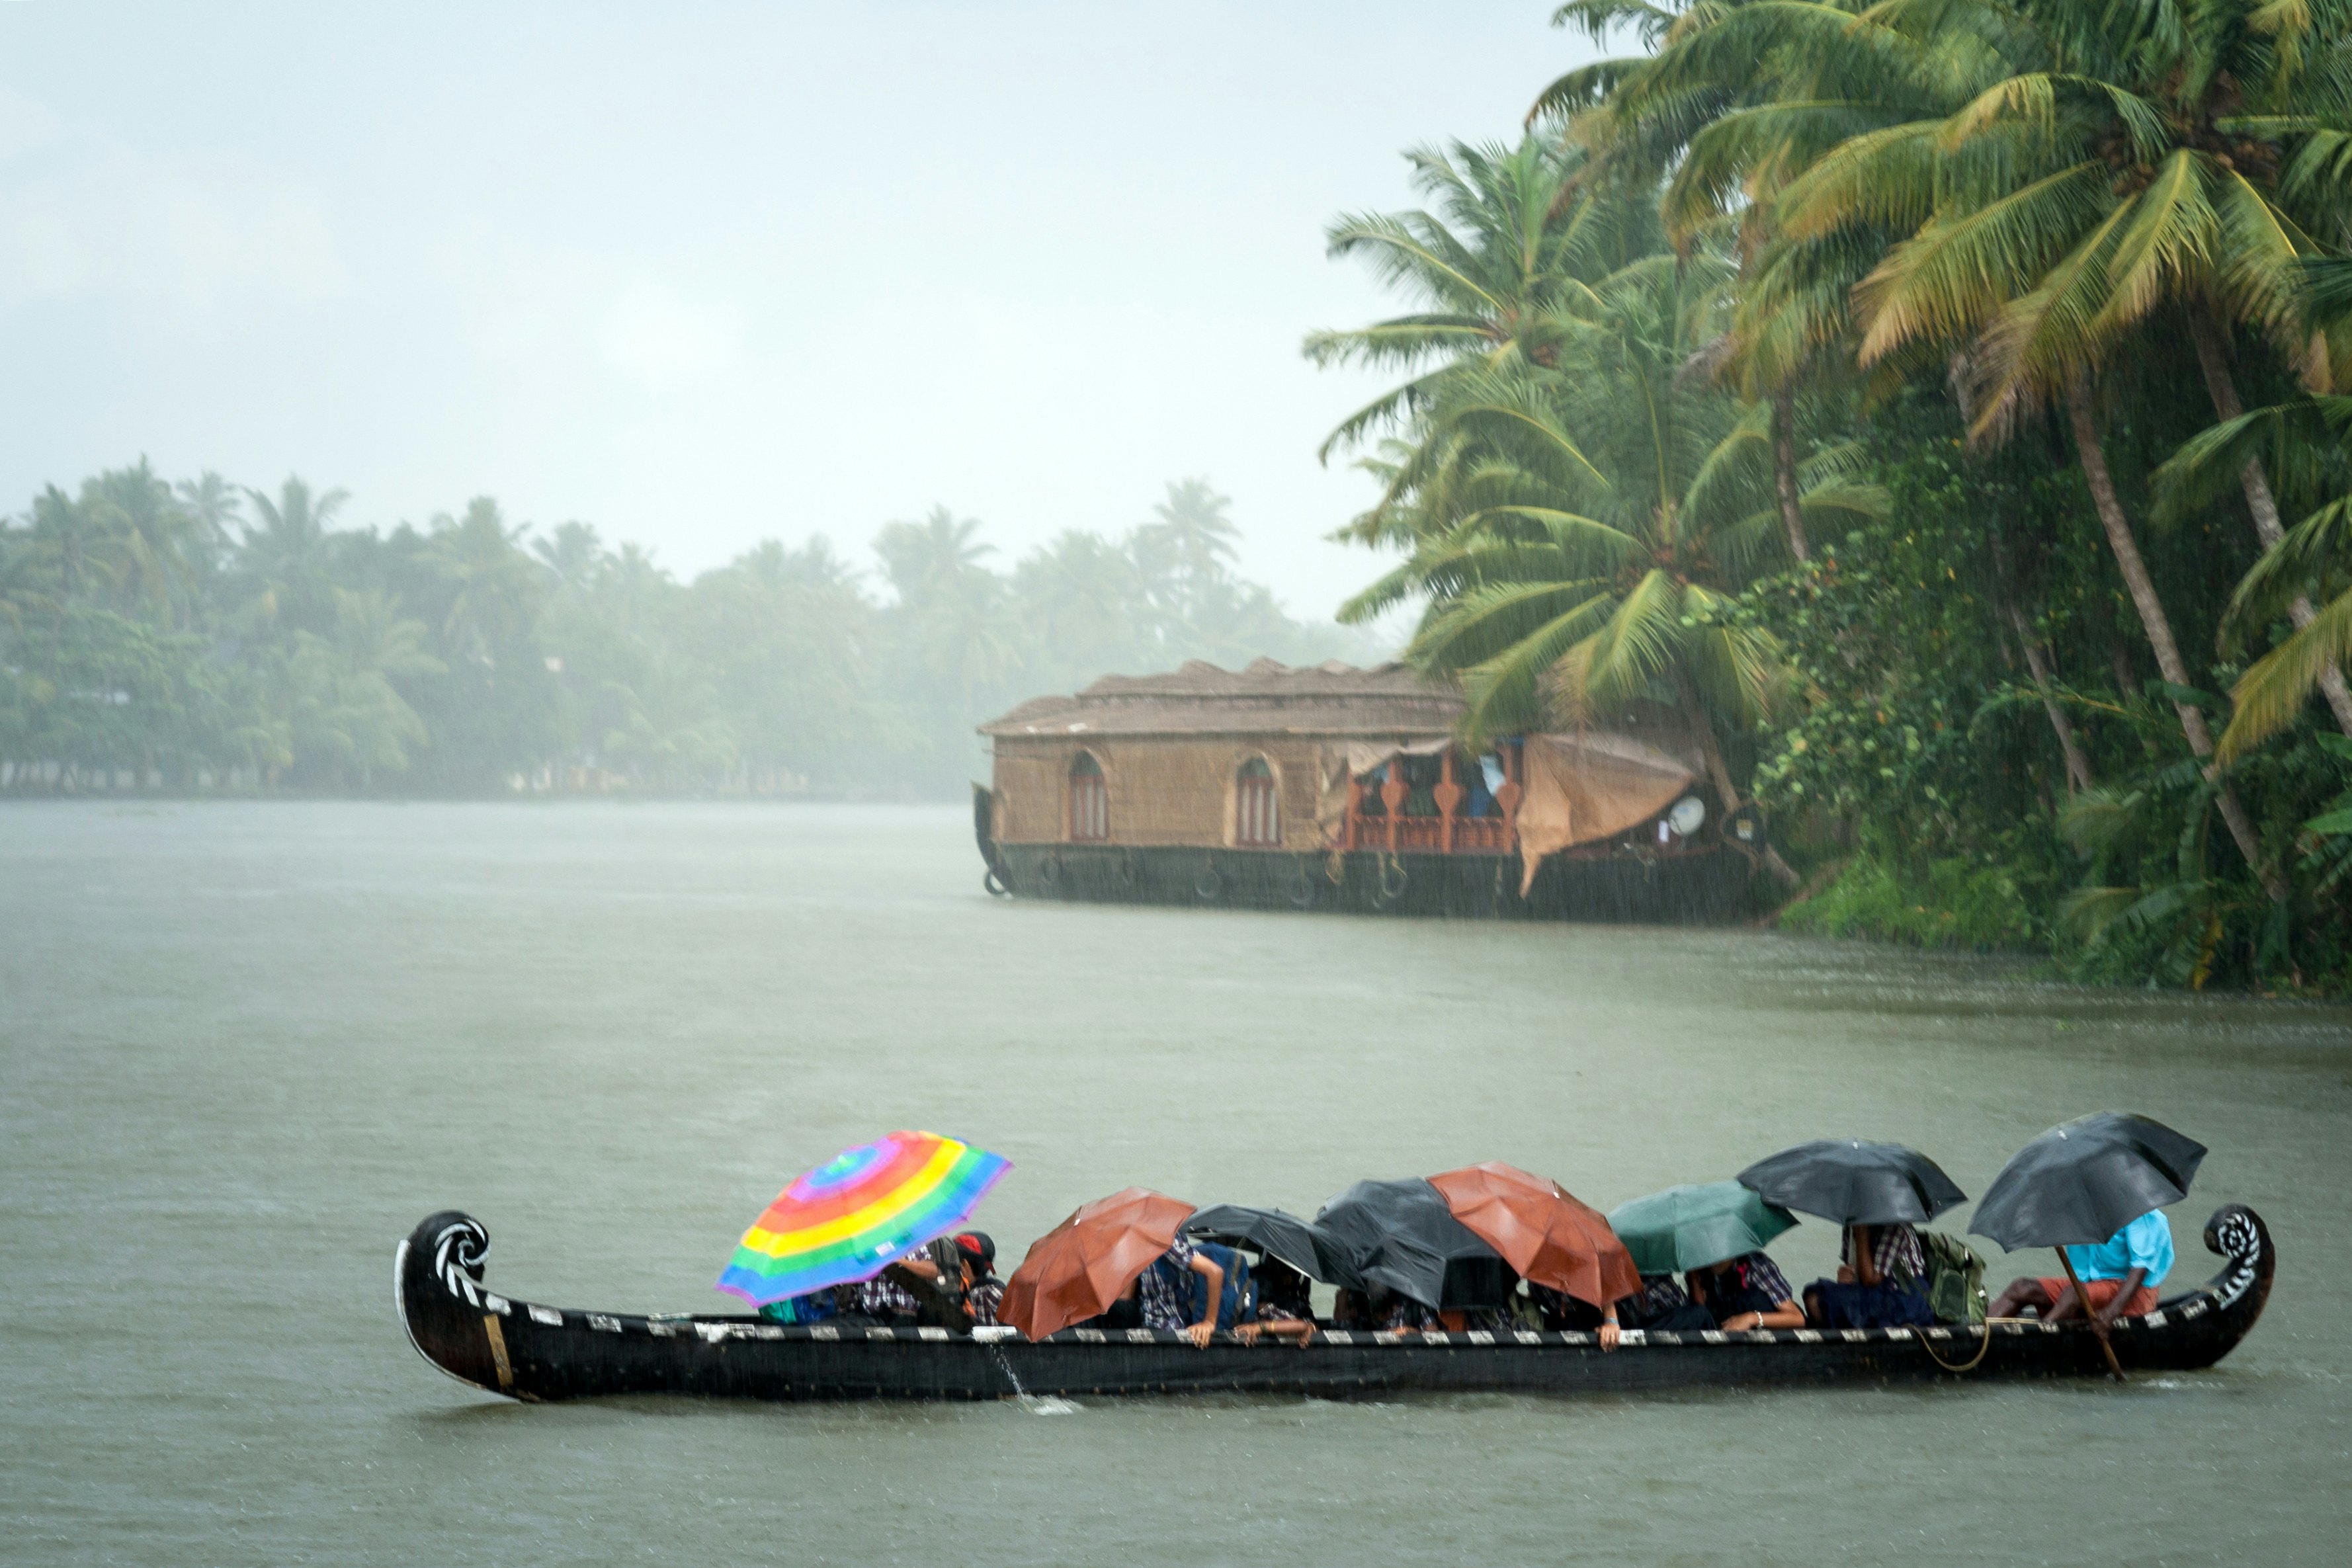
1974,1113,2206,1366
999,1188,1225,1347
1426,1161,1640,1350
1316,1178,1516,1335
1737,1139,1965,1331
1987,1214,2173,1327
720,1130,1011,1333
1182,1203,1343,1345
1617,1271,1713,1334
1689,1252,1805,1331
956,1232,1003,1327
1609,1181,1804,1332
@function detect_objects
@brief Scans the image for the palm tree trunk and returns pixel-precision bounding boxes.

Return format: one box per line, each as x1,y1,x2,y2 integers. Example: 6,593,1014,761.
2187,309,2352,735
2065,377,2285,902
1771,386,1811,563
2007,604,2095,792
1987,522,2094,794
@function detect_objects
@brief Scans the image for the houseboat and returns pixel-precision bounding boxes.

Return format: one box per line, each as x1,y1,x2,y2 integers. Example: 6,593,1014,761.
972,659,1764,921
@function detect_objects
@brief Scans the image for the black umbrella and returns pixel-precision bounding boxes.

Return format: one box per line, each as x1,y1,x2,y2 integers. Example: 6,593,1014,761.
1968,1112,2206,1252
1183,1204,1352,1285
1737,1139,1968,1226
1315,1178,1514,1310
1968,1112,2207,1382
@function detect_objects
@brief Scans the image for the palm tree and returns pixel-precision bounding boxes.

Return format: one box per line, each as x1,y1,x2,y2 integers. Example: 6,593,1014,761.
314,587,442,790
1305,137,1641,458
1814,0,2352,757
1015,528,1152,679
874,505,995,610
530,520,608,594
1339,245,1884,884
1134,477,1241,598
2159,390,2352,757
1631,0,2340,893
1548,0,1976,564
89,460,200,624
21,485,127,601
173,471,243,571
599,543,675,639
241,476,350,634
428,497,542,659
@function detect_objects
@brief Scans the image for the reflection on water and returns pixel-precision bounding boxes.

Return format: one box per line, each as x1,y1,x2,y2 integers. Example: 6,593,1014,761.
3,802,2348,1565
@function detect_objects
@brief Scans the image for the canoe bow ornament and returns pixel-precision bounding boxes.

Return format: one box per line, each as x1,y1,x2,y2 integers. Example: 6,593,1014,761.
2204,1204,2267,1311
434,1216,491,1298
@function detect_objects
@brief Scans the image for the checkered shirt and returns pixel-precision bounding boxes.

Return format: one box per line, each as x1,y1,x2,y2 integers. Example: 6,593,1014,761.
1136,1235,1198,1332
1726,1251,1794,1306
855,1269,925,1320
1841,1223,1925,1290
967,1280,1003,1327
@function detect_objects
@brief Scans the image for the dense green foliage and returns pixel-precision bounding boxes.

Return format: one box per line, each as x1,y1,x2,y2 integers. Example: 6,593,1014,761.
0,469,1361,799
1315,0,2352,989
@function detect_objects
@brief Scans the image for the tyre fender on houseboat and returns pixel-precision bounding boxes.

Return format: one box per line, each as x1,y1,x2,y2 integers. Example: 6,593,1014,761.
396,1205,2273,1404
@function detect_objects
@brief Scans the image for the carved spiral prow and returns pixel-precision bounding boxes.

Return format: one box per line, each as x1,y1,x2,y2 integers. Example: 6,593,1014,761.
2201,1203,2273,1321
396,1210,511,1396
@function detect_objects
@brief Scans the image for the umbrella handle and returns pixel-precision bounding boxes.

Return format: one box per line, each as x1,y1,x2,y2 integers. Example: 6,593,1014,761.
2057,1249,2125,1382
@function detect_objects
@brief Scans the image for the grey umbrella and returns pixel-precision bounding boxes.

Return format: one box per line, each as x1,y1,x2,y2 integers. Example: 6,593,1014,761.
1182,1204,1353,1286
1316,1178,1513,1311
1737,1139,1967,1226
1968,1112,2206,1251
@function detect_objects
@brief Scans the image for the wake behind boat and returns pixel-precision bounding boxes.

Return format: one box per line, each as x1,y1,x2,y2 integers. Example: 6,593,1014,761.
396,1204,2273,1403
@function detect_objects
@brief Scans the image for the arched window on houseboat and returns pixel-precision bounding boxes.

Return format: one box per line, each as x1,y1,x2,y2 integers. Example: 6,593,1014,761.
1068,751,1109,842
1236,757,1278,846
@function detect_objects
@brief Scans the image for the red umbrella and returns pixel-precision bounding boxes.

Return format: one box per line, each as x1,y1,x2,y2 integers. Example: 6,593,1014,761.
1428,1161,1640,1309
999,1187,1195,1342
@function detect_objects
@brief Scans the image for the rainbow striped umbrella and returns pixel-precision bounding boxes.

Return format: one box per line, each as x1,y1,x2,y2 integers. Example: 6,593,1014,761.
716,1130,1011,1306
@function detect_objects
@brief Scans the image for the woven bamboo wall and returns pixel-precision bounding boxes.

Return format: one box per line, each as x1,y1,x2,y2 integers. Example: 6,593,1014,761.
990,735,1327,849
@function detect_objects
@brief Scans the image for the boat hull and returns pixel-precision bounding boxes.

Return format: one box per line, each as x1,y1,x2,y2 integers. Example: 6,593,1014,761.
978,840,1755,923
398,1206,2271,1403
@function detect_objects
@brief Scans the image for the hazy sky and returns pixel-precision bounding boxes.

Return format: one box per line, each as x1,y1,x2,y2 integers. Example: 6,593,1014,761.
2,3,1599,620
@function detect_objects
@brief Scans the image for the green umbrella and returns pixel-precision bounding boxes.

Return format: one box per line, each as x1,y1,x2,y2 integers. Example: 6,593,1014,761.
1607,1181,1798,1275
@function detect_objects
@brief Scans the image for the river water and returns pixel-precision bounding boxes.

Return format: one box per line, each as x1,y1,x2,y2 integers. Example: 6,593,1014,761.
3,801,2349,1565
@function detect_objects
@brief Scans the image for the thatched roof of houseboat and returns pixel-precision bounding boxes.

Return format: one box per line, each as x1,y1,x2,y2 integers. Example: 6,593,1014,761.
979,659,1464,739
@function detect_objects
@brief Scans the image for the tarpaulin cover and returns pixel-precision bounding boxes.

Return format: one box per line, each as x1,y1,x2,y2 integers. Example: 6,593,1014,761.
1515,731,1697,893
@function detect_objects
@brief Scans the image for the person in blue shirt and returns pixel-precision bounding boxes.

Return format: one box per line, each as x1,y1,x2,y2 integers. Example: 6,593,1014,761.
1989,1209,2174,1325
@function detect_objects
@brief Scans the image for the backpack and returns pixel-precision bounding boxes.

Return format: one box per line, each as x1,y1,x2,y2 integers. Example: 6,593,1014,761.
1921,1231,1987,1325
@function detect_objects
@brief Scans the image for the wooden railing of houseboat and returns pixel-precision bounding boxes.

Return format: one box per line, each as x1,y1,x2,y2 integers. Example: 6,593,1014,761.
1342,747,1523,856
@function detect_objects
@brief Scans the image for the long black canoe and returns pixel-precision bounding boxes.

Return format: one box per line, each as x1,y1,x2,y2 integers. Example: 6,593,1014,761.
397,1204,2272,1403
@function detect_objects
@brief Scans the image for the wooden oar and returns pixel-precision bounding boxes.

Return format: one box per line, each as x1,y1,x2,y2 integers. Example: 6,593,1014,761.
2058,1249,2125,1381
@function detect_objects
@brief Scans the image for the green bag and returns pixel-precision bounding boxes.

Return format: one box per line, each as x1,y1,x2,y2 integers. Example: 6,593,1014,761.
1921,1231,1988,1325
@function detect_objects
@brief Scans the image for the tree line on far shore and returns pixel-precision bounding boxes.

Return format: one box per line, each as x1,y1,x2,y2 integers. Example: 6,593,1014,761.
0,469,1365,800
